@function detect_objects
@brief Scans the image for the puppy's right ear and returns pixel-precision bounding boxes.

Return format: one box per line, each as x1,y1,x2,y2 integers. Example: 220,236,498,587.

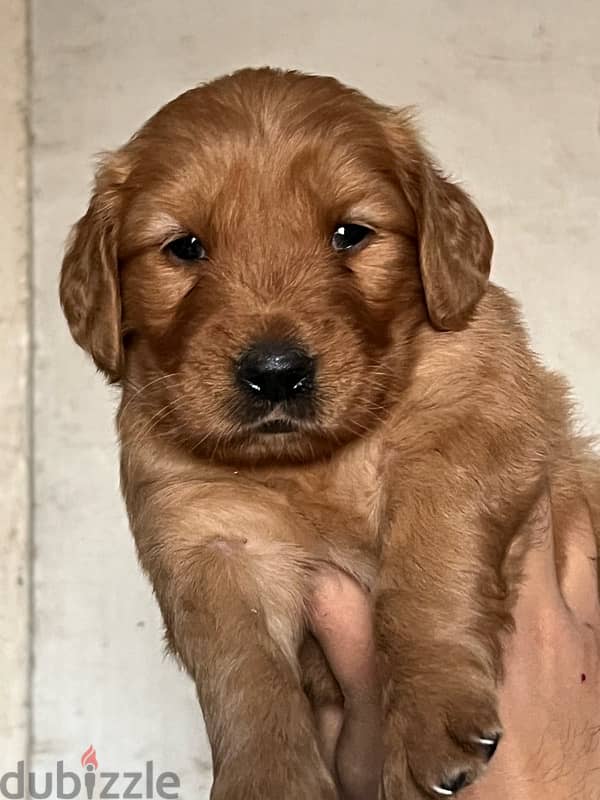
60,152,129,383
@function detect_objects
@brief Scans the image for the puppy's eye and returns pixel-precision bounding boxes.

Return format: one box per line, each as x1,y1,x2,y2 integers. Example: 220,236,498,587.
331,223,373,252
165,235,207,262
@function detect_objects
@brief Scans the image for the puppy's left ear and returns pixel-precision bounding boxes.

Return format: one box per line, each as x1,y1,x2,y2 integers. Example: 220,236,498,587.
385,111,493,330
60,152,129,382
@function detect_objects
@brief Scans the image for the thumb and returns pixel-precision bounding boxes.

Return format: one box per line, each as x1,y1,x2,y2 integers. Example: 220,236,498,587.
507,492,564,620
556,499,599,623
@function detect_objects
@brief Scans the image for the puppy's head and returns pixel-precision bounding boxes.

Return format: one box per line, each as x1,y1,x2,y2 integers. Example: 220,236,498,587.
60,68,492,462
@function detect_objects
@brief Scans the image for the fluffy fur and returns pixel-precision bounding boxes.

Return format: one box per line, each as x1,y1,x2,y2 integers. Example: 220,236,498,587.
60,67,600,799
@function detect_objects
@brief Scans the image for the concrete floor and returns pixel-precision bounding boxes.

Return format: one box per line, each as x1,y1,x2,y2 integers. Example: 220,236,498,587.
2,1,599,796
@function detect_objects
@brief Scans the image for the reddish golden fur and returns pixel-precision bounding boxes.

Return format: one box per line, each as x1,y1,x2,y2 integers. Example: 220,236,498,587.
60,68,600,798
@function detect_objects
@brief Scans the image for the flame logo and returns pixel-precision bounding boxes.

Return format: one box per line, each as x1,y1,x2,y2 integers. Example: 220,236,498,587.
81,745,98,770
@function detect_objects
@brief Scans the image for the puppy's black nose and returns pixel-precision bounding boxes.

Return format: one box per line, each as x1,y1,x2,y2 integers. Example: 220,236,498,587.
236,341,315,404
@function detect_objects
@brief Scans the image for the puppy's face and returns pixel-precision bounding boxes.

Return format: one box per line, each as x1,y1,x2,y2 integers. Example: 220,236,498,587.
60,69,492,463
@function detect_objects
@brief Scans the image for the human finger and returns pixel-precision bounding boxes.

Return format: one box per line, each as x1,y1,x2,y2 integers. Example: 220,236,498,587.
556,499,600,622
308,570,382,800
506,491,564,620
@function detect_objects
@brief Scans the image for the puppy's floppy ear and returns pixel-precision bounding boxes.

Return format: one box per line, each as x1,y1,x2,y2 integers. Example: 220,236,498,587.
385,111,493,330
60,152,129,382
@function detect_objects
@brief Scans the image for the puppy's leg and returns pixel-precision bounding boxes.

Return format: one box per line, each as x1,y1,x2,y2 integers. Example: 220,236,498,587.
130,483,337,800
377,506,510,799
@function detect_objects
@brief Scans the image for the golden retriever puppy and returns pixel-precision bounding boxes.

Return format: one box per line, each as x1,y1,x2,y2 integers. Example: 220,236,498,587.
60,67,600,799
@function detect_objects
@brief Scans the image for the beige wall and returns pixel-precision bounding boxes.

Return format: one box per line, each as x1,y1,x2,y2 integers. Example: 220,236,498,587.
0,0,30,771
1,0,599,796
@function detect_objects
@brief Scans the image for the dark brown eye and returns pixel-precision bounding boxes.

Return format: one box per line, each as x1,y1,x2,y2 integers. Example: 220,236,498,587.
166,235,207,262
331,223,373,252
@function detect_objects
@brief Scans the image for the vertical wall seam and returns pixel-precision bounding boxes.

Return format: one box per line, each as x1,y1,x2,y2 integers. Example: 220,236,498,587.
0,0,32,769
25,0,34,773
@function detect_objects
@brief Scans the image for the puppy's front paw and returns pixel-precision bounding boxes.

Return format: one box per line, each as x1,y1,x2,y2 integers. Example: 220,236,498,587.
383,684,502,798
212,747,338,800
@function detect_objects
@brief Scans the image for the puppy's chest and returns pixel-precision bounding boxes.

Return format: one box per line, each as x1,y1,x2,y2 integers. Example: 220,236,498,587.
265,437,388,546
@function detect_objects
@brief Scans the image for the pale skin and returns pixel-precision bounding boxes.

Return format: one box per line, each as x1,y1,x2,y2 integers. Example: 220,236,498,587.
308,494,600,799
309,570,382,800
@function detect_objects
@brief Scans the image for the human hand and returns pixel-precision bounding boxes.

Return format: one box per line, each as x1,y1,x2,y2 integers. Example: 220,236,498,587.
463,493,600,799
309,492,600,800
309,569,383,800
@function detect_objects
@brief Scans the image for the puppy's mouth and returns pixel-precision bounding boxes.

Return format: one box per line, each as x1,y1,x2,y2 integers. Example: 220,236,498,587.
252,418,299,435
